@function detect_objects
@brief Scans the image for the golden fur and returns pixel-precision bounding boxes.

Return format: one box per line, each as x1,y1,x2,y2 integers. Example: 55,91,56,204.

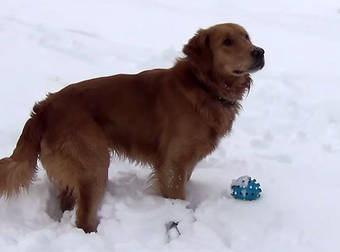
0,23,264,233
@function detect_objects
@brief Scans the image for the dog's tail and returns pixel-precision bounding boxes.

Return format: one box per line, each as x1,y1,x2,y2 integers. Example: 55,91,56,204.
0,113,43,197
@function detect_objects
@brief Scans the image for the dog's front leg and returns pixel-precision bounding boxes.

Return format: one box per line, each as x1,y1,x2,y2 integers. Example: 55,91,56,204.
154,154,197,200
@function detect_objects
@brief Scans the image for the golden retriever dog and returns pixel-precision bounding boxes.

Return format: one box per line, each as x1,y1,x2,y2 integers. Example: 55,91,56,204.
0,23,264,233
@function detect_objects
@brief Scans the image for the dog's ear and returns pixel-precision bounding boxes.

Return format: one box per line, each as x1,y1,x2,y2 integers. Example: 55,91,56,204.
183,29,212,73
183,29,210,58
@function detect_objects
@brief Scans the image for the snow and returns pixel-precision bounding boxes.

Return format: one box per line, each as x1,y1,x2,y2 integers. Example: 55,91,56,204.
1,0,340,251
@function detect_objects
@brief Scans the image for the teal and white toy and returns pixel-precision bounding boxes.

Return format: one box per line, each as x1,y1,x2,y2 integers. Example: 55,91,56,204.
231,176,261,200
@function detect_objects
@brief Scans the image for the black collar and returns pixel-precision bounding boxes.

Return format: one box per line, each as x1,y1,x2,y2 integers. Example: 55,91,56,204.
197,80,237,106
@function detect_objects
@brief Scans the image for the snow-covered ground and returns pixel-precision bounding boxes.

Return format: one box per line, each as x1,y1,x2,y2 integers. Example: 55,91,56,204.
1,0,340,251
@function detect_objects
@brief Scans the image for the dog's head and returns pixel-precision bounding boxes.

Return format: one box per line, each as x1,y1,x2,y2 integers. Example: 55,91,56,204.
183,23,265,101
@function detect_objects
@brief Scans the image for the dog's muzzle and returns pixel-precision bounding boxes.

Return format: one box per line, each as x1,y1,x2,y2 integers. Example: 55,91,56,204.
249,46,265,72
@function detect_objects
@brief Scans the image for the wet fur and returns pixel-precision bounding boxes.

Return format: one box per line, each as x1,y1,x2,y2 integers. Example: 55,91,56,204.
0,23,259,233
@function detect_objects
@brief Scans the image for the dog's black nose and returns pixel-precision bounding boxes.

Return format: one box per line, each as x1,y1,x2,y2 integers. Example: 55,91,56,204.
251,47,265,58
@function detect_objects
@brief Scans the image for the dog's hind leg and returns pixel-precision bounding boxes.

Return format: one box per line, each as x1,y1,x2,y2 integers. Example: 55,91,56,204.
59,186,76,212
40,121,110,233
76,176,108,233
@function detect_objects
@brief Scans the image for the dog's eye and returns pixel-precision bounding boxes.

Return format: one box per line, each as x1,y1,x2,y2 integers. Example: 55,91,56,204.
245,34,250,41
223,38,232,46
